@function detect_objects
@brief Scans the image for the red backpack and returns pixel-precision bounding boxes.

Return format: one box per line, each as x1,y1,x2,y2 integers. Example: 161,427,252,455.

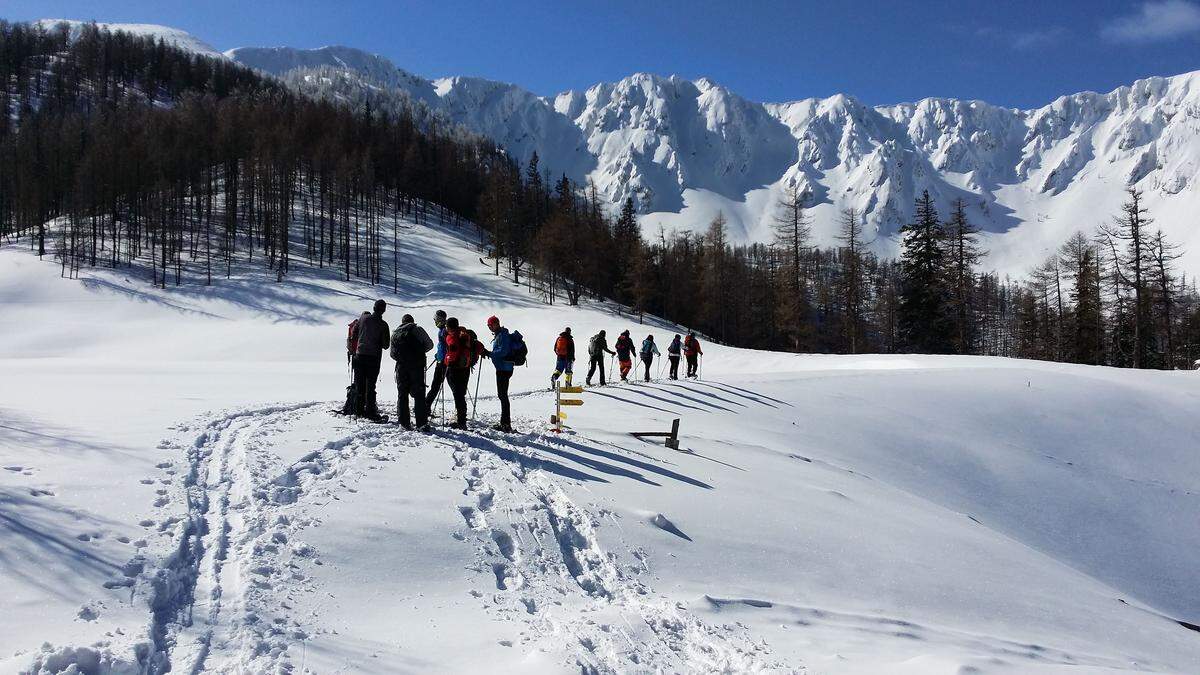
445,327,473,369
346,319,360,354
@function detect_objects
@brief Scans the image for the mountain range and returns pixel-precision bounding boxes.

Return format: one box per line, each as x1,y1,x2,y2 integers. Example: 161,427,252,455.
38,20,1200,275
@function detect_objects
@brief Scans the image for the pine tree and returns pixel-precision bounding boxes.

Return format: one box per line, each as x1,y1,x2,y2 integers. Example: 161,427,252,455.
898,190,952,353
1060,232,1104,364
835,208,866,353
944,199,981,354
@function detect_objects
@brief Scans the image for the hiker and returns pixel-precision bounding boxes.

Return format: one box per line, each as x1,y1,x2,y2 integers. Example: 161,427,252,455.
551,327,575,387
614,330,636,382
442,317,472,429
390,314,434,430
425,310,448,412
352,300,391,419
667,334,682,380
684,331,703,379
640,334,660,382
341,311,370,414
585,330,615,386
483,315,517,432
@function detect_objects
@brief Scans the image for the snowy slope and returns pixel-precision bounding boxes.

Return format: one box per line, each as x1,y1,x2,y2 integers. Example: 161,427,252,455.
3,211,1200,673
225,44,1200,275
35,19,226,59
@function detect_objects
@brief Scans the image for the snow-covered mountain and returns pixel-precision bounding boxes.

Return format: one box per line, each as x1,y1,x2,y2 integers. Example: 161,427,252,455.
36,19,225,58
31,21,1200,274
226,44,1200,274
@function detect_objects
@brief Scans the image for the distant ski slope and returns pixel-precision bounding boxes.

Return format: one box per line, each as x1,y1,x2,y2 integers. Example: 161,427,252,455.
3,209,1199,673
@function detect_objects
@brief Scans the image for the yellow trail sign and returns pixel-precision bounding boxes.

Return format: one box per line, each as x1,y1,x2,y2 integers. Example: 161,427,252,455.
556,410,567,419
560,399,584,406
559,386,584,394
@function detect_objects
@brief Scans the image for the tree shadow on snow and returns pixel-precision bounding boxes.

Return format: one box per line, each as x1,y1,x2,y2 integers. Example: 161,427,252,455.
0,487,127,601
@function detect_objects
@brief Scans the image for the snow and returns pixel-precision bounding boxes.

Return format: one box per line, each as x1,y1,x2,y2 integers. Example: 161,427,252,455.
3,211,1199,674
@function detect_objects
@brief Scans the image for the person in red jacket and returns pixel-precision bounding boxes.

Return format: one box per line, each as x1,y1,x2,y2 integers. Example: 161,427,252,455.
442,317,473,429
684,331,703,379
614,330,636,382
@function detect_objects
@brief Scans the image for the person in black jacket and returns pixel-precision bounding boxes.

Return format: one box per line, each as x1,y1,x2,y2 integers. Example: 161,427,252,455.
666,334,682,380
353,299,391,419
585,330,616,386
390,314,434,430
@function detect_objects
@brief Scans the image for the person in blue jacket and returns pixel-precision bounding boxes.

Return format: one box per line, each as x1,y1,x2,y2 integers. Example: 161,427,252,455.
483,315,514,432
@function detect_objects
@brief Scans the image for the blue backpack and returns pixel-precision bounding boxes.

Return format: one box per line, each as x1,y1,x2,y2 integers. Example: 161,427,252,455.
506,330,528,366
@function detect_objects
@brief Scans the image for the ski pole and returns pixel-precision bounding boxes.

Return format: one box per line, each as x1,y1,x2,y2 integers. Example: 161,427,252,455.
608,356,614,382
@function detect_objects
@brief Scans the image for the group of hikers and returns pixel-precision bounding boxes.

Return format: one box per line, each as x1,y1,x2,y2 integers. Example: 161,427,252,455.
341,299,703,431
559,327,703,386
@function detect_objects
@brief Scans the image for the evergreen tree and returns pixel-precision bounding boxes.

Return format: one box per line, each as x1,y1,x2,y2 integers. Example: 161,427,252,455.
944,198,981,354
898,190,952,353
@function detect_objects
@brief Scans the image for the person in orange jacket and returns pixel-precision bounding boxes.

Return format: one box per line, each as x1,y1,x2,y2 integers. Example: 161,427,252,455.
551,327,575,387
683,331,703,379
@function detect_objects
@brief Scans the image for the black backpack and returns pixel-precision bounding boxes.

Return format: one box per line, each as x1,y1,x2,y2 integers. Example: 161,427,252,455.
390,324,424,366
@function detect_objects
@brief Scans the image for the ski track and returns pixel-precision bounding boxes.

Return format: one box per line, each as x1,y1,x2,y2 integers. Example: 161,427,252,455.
92,399,792,673
108,401,412,673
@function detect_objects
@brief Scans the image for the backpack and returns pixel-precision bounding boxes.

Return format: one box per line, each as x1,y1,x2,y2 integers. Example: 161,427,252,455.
449,327,473,369
346,319,360,354
506,330,528,366
390,323,424,365
467,329,481,368
588,335,601,357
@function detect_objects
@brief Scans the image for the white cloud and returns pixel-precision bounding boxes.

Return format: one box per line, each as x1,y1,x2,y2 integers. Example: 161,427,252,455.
1101,0,1200,43
1011,27,1068,50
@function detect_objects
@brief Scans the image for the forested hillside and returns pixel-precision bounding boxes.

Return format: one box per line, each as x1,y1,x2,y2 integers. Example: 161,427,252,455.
3,20,1198,370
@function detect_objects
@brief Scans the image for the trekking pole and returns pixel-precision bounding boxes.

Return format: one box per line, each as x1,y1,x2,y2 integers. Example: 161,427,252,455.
657,355,663,380
440,380,446,427
471,364,482,422
699,354,703,380
608,356,614,382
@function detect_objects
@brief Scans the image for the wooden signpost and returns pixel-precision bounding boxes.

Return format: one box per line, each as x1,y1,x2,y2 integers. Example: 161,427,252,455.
552,385,585,432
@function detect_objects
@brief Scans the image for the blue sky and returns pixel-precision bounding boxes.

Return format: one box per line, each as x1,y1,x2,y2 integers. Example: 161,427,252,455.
8,0,1200,107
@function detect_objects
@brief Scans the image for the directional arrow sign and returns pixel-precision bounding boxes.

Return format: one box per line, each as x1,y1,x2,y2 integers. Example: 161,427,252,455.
559,386,584,394
560,399,584,406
